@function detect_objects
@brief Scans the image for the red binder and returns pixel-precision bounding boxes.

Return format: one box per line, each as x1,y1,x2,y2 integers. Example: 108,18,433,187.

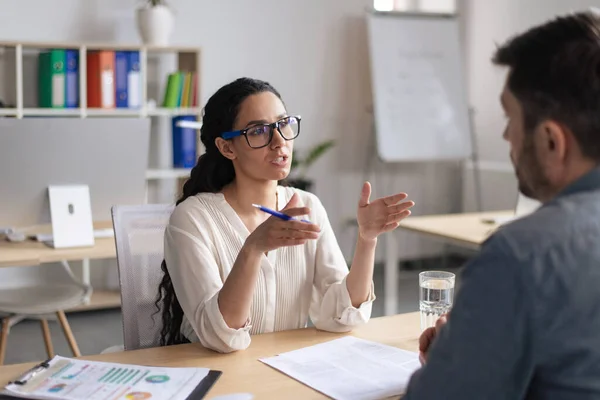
87,51,115,108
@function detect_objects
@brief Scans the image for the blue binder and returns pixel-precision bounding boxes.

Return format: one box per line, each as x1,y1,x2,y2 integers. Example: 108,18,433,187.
65,50,78,108
115,51,128,108
172,116,198,168
127,51,141,109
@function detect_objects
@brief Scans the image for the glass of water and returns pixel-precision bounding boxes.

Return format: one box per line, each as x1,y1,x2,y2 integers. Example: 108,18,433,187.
419,271,455,332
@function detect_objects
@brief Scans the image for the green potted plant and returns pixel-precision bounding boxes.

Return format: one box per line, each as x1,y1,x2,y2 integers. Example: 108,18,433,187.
286,139,335,192
136,0,174,46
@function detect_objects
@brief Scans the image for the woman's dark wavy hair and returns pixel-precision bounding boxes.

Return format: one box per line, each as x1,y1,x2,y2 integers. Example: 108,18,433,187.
155,77,283,346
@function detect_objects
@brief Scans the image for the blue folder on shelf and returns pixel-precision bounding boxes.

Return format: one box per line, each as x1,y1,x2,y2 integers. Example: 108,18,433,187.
65,50,78,108
114,51,141,109
172,115,198,168
127,51,141,109
115,51,128,108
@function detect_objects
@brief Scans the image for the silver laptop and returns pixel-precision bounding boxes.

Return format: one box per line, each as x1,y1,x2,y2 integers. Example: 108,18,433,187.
515,193,541,217
482,192,542,225
0,118,150,230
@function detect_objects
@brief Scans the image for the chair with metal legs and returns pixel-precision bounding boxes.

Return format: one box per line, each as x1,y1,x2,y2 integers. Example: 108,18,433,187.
0,260,92,364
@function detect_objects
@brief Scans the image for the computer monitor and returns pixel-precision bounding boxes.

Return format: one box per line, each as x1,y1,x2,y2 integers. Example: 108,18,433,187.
0,118,150,229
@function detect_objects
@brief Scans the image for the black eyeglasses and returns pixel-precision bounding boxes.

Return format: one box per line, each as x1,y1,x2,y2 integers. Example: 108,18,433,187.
221,115,301,149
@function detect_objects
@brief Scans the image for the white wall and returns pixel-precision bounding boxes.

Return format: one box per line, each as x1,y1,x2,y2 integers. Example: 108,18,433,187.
461,0,600,211
0,0,465,289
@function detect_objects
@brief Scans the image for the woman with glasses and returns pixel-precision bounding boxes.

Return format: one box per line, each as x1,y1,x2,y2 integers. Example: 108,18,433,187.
156,77,414,353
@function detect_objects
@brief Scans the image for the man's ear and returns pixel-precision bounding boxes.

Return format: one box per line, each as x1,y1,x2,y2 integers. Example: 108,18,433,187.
537,120,567,160
215,137,237,161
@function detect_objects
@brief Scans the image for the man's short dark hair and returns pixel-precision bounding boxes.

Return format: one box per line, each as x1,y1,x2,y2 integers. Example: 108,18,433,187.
493,10,600,162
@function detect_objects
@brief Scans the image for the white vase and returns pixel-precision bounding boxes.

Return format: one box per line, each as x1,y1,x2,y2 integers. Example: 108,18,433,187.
136,5,174,46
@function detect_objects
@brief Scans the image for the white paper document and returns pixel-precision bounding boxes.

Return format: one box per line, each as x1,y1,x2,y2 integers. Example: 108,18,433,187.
259,336,421,400
2,355,212,400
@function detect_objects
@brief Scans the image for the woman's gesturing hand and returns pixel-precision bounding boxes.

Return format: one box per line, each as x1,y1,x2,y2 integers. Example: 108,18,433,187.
356,182,415,241
245,193,321,253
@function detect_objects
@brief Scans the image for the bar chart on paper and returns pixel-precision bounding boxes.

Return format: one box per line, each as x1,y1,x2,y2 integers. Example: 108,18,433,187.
2,355,216,400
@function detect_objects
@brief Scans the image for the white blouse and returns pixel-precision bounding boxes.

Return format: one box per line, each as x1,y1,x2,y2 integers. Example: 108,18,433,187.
163,186,375,353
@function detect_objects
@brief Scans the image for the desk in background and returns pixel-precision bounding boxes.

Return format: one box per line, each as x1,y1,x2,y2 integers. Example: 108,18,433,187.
0,312,420,399
0,221,119,312
398,210,514,250
382,211,514,315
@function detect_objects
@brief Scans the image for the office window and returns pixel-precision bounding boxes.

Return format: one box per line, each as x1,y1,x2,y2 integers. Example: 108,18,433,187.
374,0,457,13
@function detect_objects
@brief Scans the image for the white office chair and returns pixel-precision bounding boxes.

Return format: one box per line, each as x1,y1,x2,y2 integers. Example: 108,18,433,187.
0,261,92,364
111,204,174,351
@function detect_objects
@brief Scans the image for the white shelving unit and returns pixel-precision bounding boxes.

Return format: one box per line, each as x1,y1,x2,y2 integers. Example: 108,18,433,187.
0,106,202,118
0,42,203,312
146,168,191,180
0,41,202,183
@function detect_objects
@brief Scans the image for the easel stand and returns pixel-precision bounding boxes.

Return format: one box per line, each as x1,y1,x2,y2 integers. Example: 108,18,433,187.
467,107,483,212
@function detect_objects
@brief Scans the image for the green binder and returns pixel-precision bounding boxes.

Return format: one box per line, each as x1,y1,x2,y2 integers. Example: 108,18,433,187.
162,72,183,108
38,49,66,108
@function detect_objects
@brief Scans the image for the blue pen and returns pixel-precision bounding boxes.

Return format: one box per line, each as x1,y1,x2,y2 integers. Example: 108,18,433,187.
252,204,311,223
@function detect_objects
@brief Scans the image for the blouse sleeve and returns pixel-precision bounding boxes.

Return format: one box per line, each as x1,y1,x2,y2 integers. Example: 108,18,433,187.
308,196,375,332
163,208,252,353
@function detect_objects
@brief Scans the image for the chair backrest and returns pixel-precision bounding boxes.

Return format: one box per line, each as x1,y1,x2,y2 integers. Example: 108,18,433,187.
111,203,174,350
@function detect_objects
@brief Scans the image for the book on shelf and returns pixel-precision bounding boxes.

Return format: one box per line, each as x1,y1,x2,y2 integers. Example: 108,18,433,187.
181,72,191,107
126,51,142,109
163,72,181,108
115,51,142,109
162,71,198,109
65,50,79,108
87,50,115,108
191,73,198,109
115,51,128,108
38,49,66,108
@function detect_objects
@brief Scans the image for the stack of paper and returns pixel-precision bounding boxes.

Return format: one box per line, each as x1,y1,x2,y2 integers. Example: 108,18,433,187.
260,336,421,400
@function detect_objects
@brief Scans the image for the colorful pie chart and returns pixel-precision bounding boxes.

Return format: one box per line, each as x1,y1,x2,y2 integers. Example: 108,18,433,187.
48,384,66,393
145,375,170,384
125,392,152,400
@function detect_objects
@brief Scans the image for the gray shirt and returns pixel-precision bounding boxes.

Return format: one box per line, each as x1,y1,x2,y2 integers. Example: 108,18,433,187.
404,167,600,399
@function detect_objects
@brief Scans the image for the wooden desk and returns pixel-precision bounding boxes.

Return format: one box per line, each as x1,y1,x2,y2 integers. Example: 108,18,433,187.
398,210,515,249
0,221,116,268
0,312,421,399
0,236,116,267
0,221,120,312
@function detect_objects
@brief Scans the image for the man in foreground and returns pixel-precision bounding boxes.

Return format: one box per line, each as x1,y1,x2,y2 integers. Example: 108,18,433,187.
404,10,600,399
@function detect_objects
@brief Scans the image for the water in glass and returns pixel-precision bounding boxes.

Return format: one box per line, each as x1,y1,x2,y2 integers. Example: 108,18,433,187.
419,271,455,331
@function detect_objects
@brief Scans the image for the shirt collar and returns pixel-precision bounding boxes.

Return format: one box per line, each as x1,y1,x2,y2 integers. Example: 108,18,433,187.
555,166,600,200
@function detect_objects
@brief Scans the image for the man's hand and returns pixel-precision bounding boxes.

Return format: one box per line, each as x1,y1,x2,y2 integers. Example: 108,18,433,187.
419,314,448,365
